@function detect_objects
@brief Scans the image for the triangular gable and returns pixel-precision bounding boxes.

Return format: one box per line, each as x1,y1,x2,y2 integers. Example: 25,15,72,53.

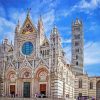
41,38,49,46
20,57,32,68
36,58,49,68
6,62,15,70
21,15,37,34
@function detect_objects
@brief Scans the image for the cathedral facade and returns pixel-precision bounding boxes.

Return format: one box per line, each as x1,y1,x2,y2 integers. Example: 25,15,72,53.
0,12,75,99
0,11,100,100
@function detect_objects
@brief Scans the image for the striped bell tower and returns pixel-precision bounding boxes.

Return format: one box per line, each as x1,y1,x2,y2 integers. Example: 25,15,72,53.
71,18,84,75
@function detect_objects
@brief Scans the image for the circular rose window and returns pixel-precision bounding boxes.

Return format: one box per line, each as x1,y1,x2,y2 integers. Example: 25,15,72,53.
22,42,33,55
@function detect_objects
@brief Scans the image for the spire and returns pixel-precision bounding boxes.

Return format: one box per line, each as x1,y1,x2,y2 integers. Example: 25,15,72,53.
16,20,20,29
38,15,43,27
17,20,20,27
74,18,82,25
38,15,45,45
38,15,44,32
15,20,20,33
51,25,59,35
40,14,42,21
27,8,31,17
4,38,8,44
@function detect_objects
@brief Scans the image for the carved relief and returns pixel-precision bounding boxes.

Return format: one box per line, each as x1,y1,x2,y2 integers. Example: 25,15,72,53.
39,71,47,82
10,74,16,82
36,68,48,82
23,71,31,78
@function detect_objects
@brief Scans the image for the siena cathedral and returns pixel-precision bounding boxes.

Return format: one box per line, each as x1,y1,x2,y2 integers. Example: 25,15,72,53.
0,11,100,100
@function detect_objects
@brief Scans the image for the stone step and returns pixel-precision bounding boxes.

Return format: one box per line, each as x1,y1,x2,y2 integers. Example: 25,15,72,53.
0,97,74,100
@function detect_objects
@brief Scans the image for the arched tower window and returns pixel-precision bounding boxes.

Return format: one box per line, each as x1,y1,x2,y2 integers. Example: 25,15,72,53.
76,55,78,59
76,61,78,66
79,78,82,88
40,50,42,55
90,82,93,89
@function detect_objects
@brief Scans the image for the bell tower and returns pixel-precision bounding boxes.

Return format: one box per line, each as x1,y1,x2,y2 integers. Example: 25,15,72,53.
71,18,84,75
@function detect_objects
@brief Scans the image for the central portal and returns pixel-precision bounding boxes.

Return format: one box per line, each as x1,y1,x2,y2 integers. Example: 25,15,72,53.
23,82,30,98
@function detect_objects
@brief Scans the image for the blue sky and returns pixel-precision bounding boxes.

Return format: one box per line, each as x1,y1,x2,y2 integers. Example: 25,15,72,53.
0,0,100,76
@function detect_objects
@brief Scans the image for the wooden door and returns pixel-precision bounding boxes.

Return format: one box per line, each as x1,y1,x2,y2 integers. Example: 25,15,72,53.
40,84,46,95
10,85,15,94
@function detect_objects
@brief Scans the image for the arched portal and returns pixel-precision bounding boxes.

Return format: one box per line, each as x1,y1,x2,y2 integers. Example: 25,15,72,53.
35,67,49,97
6,71,16,97
20,68,32,98
96,80,100,99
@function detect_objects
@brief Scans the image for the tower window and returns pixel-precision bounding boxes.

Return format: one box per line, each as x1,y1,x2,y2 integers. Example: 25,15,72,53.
79,79,82,88
40,51,42,56
76,55,78,59
75,27,80,31
75,48,79,53
74,34,80,39
76,61,78,66
90,82,93,89
75,42,79,46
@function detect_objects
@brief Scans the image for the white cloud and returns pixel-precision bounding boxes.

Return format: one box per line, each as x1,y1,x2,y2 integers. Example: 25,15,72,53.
0,17,15,29
57,0,100,17
40,0,59,8
61,38,71,44
0,17,16,42
42,9,55,35
8,8,26,25
88,21,100,31
75,0,100,14
84,41,100,65
79,0,100,9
